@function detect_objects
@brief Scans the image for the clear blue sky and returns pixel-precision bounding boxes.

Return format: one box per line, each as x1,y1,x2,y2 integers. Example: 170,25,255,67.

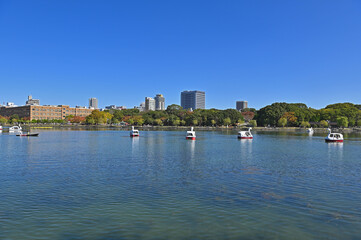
0,0,360,110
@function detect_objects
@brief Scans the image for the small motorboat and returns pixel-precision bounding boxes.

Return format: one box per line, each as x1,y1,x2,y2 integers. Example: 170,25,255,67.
186,127,196,140
130,126,139,137
307,127,314,134
238,127,253,139
325,128,343,143
0,126,2,131
9,125,22,132
16,132,39,137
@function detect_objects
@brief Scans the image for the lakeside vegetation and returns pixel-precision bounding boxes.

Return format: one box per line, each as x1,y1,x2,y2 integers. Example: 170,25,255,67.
256,102,361,128
1,102,361,128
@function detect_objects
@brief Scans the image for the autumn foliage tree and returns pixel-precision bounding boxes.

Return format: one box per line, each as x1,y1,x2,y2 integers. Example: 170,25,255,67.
66,115,86,123
281,112,298,127
241,111,255,122
86,110,112,124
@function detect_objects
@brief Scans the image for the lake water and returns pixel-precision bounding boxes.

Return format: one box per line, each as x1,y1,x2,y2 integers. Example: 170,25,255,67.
0,129,361,239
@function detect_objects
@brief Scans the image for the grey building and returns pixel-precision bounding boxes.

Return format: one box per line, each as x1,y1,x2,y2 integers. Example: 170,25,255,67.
105,105,117,110
135,102,146,112
181,90,205,110
26,95,40,106
145,97,155,111
236,101,248,111
155,94,165,110
89,98,98,109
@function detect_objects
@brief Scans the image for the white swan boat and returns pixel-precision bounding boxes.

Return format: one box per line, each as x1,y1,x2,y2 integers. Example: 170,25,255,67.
9,125,22,132
238,127,253,139
307,127,314,134
130,126,139,137
186,127,196,140
325,128,343,143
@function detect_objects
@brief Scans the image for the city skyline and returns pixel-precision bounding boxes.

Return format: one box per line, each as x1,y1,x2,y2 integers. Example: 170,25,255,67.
0,1,360,110
3,92,361,112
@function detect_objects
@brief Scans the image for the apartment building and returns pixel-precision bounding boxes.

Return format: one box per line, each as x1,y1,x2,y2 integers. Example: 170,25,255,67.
0,105,93,120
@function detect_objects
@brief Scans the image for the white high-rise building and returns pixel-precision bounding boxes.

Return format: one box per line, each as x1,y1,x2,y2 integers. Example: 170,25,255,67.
155,94,165,110
145,97,155,111
89,98,98,109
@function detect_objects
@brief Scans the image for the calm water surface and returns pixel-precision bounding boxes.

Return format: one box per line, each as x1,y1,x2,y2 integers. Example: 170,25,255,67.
0,130,361,239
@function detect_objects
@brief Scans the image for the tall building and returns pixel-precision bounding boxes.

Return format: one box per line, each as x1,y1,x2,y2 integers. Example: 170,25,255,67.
154,94,165,110
26,95,40,106
236,101,248,111
181,90,205,110
89,98,98,109
145,97,155,111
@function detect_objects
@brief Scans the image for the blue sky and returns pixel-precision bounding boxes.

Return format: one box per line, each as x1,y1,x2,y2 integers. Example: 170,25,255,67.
0,0,360,110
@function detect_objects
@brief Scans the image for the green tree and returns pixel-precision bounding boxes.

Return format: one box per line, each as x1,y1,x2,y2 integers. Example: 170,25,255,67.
127,118,134,125
173,119,180,126
154,119,163,126
337,117,348,128
278,118,287,127
211,119,216,126
238,119,245,125
86,118,95,125
112,118,120,124
192,119,198,126
256,102,313,126
166,104,183,115
357,119,361,127
223,117,231,126
249,120,257,127
0,117,8,125
136,117,144,126
320,120,328,128
86,110,112,124
300,121,311,128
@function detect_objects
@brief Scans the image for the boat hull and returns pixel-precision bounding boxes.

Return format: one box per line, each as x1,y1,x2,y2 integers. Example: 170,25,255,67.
186,137,196,140
238,136,253,139
325,139,343,143
130,134,139,137
16,133,39,137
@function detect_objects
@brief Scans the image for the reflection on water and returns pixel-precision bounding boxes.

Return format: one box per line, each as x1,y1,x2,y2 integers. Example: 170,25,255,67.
240,138,253,159
187,140,196,164
0,130,361,239
327,142,344,162
131,135,139,153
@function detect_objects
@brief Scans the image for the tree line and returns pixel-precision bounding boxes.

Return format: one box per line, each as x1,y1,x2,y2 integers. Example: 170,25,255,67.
1,102,360,128
85,105,250,126
255,102,361,128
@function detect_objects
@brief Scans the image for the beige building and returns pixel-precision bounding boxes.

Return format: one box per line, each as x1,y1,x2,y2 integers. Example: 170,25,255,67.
0,105,93,120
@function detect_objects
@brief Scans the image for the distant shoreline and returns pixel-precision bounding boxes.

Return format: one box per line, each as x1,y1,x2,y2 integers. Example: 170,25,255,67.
3,124,360,133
